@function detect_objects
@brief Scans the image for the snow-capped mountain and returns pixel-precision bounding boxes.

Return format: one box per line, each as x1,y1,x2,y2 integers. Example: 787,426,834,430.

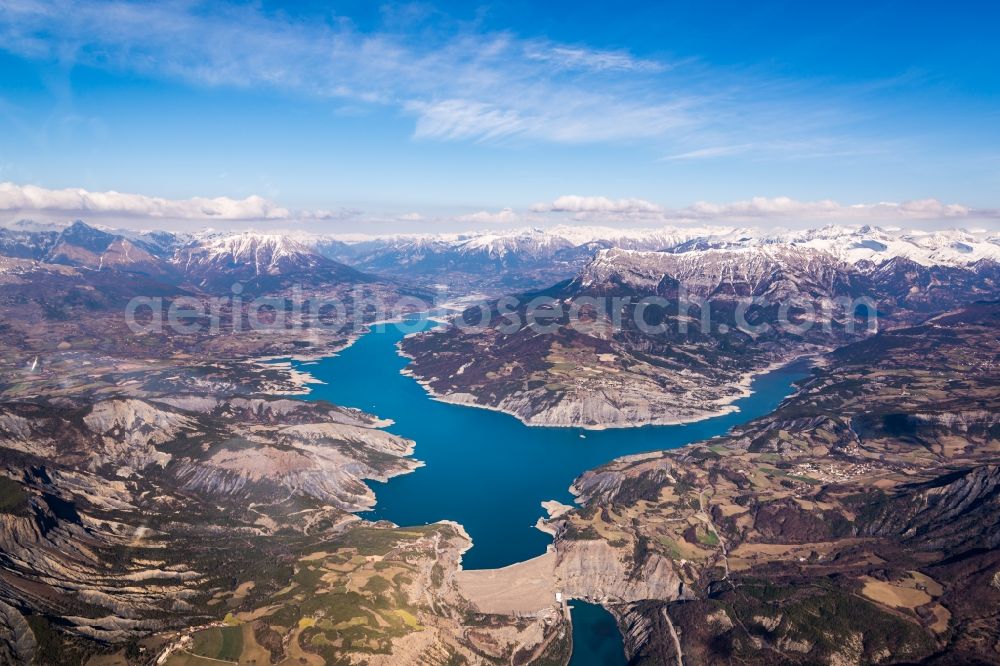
328,228,577,268
2,220,997,297
573,241,1000,314
172,232,365,291
576,245,864,300
310,226,748,292
44,220,168,274
306,223,1000,293
0,222,372,293
398,229,1000,435
176,232,329,276
541,223,1000,267
779,225,1000,266
0,219,183,268
0,220,61,259
0,219,174,276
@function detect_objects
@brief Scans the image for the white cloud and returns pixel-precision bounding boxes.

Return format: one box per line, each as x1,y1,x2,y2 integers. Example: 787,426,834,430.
0,2,690,145
0,0,853,148
408,100,526,142
296,207,364,221
661,145,752,160
0,182,291,220
6,181,993,231
522,45,667,73
894,198,971,217
685,196,838,217
455,208,519,224
532,194,998,223
530,195,664,215
681,196,982,220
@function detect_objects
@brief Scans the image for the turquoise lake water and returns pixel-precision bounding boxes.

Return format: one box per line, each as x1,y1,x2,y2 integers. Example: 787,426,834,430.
296,318,807,664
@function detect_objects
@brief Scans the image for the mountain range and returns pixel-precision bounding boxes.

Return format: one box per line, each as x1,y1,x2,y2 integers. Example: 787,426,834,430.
5,220,998,296
318,224,1000,293
0,221,369,294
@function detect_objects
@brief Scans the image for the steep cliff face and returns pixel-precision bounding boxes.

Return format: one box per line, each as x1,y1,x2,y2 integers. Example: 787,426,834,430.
0,392,422,660
0,471,209,650
83,398,192,470
1,396,419,512
554,538,685,602
0,600,37,665
607,601,689,666
857,464,1000,551
424,368,744,428
155,395,387,428
575,246,864,300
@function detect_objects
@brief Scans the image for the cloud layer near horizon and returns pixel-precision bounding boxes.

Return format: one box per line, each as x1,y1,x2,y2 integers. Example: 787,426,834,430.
0,182,290,220
529,194,991,222
1,183,996,230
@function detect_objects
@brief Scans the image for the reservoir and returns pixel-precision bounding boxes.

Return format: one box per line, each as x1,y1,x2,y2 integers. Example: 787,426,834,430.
297,319,807,664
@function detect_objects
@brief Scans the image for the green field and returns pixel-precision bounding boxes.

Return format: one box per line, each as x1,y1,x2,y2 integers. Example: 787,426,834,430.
697,529,720,547
190,626,243,663
0,476,29,515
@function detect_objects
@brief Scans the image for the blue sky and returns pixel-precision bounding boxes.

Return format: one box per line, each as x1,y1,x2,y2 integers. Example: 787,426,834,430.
0,0,998,231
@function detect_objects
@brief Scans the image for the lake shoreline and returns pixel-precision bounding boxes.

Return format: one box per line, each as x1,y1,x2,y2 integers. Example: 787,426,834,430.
398,343,815,431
